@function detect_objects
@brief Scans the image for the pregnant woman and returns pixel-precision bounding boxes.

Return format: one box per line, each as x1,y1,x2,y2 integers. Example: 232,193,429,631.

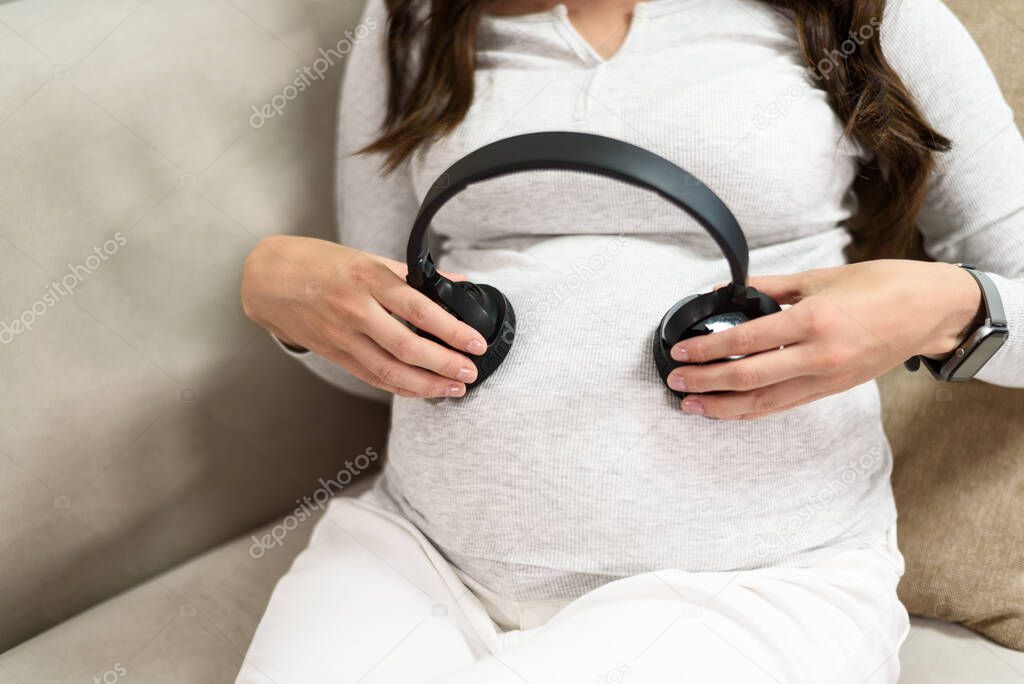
237,0,1024,681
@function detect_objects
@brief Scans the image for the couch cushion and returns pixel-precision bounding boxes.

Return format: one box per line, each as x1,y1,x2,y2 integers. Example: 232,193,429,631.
0,0,387,652
879,367,1024,649
902,618,1024,683
0,476,372,684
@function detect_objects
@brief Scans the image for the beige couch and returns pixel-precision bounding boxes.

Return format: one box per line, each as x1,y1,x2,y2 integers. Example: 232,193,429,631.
0,1,1021,681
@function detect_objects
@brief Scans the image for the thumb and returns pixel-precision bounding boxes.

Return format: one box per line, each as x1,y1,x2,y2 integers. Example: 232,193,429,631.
438,269,469,282
745,273,810,305
380,258,467,283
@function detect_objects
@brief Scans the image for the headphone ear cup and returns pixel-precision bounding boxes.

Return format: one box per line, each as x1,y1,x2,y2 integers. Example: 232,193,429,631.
654,287,780,399
467,285,516,387
412,279,516,389
437,281,499,340
653,293,704,398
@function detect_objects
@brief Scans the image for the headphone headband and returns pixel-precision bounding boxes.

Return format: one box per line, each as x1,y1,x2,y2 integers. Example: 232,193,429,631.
406,132,750,298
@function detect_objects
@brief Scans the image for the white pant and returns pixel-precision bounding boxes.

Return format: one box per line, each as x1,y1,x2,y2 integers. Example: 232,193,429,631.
237,486,909,684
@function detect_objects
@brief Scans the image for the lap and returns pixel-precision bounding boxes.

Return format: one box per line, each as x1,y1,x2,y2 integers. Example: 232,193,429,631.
441,554,907,684
237,491,908,684
235,493,493,684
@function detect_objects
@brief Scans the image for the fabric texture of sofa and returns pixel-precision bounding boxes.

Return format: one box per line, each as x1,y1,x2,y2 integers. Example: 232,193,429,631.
1,0,1021,682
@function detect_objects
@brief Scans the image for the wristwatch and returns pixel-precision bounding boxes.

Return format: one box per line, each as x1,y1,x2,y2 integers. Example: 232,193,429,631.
905,263,1009,382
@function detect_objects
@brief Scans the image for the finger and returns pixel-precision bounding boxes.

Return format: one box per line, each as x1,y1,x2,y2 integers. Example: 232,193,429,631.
359,302,479,383
438,269,469,282
318,348,415,397
726,390,833,421
371,272,488,356
673,308,801,363
379,257,468,284
747,266,844,304
744,274,807,305
346,333,467,398
681,376,822,419
667,345,811,394
710,276,804,301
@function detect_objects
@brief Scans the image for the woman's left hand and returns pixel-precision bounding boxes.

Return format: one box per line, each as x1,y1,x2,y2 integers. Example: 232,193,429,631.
667,259,984,420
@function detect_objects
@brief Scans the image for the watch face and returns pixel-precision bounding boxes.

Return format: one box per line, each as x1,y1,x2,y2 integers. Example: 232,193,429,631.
949,328,1008,381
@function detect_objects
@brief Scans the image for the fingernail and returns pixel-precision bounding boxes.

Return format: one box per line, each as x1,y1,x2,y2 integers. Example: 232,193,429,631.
457,367,476,382
466,339,486,355
671,346,689,362
447,384,466,397
667,373,687,392
681,398,704,415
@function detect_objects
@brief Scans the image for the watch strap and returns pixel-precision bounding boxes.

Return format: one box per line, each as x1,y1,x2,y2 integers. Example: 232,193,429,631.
961,264,1006,327
905,263,1007,380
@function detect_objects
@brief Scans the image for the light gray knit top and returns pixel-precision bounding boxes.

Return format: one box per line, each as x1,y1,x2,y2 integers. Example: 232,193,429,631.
281,0,1024,601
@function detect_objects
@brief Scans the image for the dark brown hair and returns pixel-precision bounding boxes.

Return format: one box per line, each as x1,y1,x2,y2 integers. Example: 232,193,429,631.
365,0,951,260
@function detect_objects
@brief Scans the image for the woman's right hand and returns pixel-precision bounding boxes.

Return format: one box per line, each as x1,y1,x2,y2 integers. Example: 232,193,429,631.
241,235,487,398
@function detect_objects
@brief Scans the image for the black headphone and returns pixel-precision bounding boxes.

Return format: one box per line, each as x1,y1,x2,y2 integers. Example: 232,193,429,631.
405,132,780,398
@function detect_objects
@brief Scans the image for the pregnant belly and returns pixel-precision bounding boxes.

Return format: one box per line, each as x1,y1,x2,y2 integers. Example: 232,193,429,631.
381,234,894,595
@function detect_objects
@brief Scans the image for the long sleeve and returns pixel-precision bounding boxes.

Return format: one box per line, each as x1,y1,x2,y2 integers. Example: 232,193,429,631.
881,0,1024,387
276,0,420,403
